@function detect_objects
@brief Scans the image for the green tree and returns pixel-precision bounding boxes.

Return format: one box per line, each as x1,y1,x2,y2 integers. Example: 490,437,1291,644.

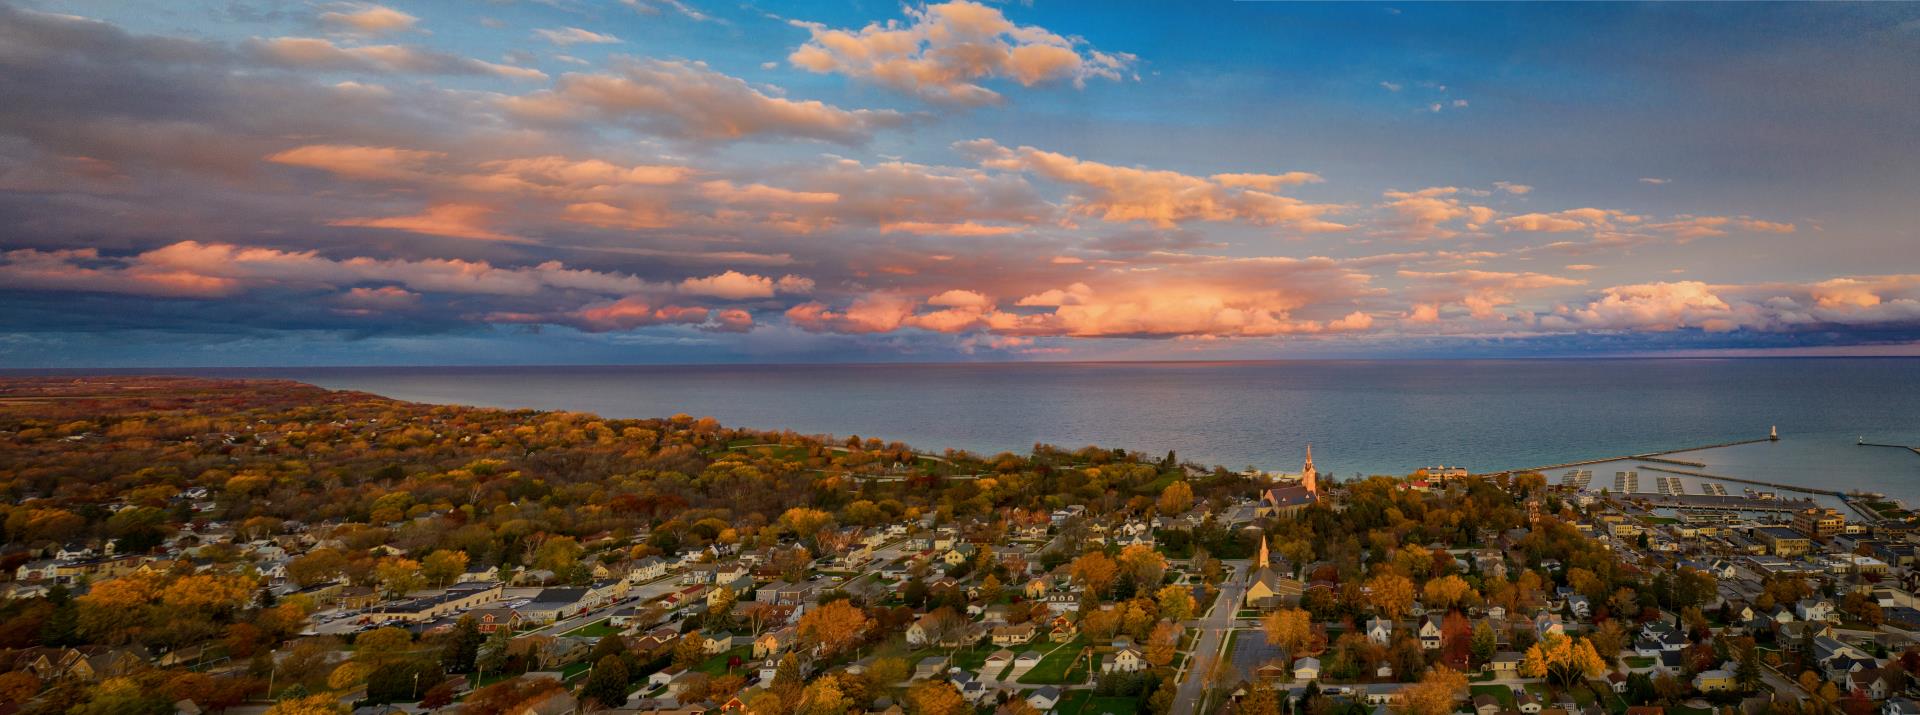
441,616,483,674
579,655,630,709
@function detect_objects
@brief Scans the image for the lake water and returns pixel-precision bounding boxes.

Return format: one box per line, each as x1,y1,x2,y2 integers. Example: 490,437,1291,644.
200,358,1920,503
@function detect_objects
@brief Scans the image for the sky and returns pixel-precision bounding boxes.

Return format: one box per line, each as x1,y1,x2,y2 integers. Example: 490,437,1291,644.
1,0,1917,367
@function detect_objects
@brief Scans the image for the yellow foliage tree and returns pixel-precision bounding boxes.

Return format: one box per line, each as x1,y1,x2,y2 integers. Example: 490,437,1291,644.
1396,665,1468,715
1520,633,1607,686
1421,574,1475,611
267,694,349,715
1366,572,1416,620
1262,608,1313,653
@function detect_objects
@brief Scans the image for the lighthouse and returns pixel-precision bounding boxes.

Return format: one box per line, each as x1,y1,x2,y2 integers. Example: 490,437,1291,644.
1769,425,1779,441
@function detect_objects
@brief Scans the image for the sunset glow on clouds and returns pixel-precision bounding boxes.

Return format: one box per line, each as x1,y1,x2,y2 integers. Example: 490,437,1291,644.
1,1,1917,365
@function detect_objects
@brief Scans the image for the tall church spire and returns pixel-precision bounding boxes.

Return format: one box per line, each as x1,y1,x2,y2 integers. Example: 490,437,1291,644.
1256,529,1270,569
1301,443,1317,496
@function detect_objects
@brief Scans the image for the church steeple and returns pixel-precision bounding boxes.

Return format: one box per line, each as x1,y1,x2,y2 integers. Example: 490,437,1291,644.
1256,530,1270,569
1301,443,1318,496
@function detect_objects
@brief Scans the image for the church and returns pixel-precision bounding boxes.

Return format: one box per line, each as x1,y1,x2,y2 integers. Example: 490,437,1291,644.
1256,444,1320,519
1244,530,1305,609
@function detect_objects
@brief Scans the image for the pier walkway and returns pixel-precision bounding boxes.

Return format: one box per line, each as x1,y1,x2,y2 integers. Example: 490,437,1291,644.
1860,441,1920,458
1492,436,1773,476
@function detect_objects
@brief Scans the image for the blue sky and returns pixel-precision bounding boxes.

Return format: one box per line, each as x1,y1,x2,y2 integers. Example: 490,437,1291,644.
1,0,1917,366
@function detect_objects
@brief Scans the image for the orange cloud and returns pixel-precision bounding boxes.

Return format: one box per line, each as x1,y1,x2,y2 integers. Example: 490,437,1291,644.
318,4,418,35
961,139,1344,231
788,0,1133,106
331,203,521,242
503,59,903,144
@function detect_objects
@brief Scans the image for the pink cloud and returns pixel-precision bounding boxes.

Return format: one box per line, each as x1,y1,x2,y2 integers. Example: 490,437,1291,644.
503,59,903,144
788,0,1133,106
961,139,1344,231
331,203,521,242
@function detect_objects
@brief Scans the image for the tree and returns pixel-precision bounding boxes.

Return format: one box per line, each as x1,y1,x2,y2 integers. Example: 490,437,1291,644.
905,680,970,715
1520,633,1606,687
671,634,706,669
580,655,631,709
1421,575,1474,611
1118,544,1168,592
1396,665,1467,715
1263,608,1313,653
1588,620,1625,667
1158,481,1194,515
1071,551,1119,597
266,694,348,715
1157,585,1195,623
1147,620,1180,667
531,536,583,574
1366,572,1416,620
1234,683,1282,715
421,550,469,587
796,676,849,715
1470,621,1497,666
797,600,870,657
704,586,738,631
374,558,425,597
441,616,483,674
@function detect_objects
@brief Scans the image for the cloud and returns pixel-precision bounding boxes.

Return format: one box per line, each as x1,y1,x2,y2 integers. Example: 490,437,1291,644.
534,27,622,45
1540,276,1920,334
267,144,443,180
503,59,903,144
1646,215,1796,240
1639,177,1671,185
1380,81,1403,92
250,37,548,80
960,139,1344,231
318,4,419,35
678,270,776,299
0,241,667,299
1376,187,1497,240
330,203,521,242
787,0,1133,106
1493,181,1531,195
1400,269,1586,320
1497,208,1642,233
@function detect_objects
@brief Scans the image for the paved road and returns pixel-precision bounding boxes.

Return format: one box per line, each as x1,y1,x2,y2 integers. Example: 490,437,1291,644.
1172,561,1247,715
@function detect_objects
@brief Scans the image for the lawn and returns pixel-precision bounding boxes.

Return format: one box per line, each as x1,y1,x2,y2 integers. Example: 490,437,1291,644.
1623,656,1654,668
1018,645,1088,684
1054,691,1143,715
1470,685,1515,708
561,619,620,638
694,645,754,677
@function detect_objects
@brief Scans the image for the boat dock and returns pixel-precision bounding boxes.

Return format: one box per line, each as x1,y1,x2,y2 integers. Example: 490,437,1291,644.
1627,492,1820,514
1639,465,1843,497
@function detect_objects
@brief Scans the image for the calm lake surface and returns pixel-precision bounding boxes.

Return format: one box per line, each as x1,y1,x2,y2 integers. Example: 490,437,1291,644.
199,358,1920,503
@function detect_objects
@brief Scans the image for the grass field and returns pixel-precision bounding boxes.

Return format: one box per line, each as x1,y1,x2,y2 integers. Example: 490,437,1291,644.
1054,691,1144,714
561,619,620,638
1471,684,1515,708
1017,644,1088,684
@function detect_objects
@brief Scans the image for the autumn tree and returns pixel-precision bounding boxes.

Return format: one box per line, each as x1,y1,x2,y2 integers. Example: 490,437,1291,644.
798,599,870,658
1147,620,1180,667
1156,584,1196,623
1263,608,1313,653
1520,633,1606,687
1071,551,1119,598
905,679,970,715
1158,481,1194,515
1396,666,1467,715
1366,572,1416,620
1421,575,1474,612
421,550,469,587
